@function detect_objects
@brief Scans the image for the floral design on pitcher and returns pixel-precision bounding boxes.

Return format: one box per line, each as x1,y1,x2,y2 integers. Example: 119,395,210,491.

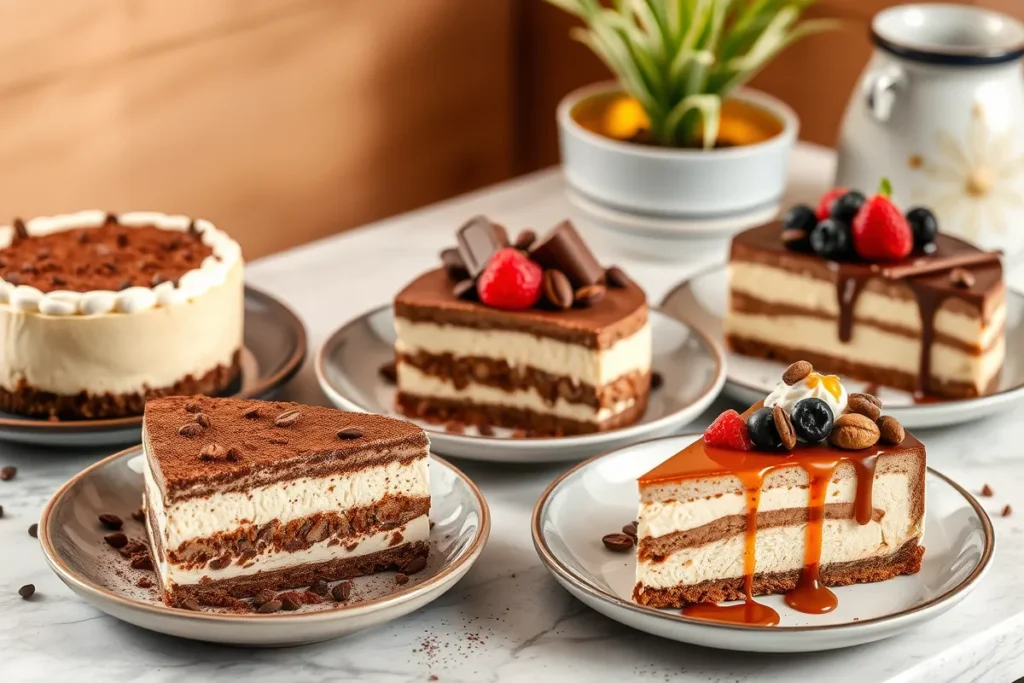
909,103,1024,239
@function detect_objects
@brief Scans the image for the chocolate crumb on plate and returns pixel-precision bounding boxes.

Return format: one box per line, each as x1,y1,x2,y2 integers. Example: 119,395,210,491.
378,361,398,385
256,600,283,614
395,572,410,585
309,579,330,596
28,523,38,538
332,581,353,602
1002,504,1013,517
253,589,276,608
104,532,129,549
650,372,664,391
131,508,146,522
279,592,302,611
18,584,35,600
981,484,994,497
0,465,16,481
182,598,202,611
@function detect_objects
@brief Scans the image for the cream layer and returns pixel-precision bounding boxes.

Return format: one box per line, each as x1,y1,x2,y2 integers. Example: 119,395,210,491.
725,311,1005,388
396,363,635,422
728,261,1004,348
150,512,430,587
393,318,652,386
144,453,430,550
635,516,921,589
638,472,912,540
0,259,244,395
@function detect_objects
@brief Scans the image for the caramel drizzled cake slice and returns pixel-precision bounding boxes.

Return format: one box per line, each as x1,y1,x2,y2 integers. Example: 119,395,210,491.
143,397,430,607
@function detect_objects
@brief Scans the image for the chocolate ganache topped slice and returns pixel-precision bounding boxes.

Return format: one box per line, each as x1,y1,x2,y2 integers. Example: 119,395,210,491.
393,217,653,437
726,178,1005,400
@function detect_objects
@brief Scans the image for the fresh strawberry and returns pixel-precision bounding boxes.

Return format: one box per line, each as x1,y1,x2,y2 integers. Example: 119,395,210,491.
704,409,753,451
852,178,913,261
477,247,543,310
815,186,847,220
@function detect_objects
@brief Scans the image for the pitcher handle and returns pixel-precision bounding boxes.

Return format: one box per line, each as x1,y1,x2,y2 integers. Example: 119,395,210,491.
864,65,906,122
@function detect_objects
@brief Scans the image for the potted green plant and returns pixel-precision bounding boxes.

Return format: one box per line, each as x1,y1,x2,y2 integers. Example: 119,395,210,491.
550,0,833,259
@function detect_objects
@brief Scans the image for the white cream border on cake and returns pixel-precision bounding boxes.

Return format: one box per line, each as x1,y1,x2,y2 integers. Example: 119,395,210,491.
0,210,242,316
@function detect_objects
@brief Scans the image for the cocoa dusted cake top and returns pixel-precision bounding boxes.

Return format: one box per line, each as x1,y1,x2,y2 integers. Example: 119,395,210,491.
1,214,214,294
145,396,428,500
395,216,648,348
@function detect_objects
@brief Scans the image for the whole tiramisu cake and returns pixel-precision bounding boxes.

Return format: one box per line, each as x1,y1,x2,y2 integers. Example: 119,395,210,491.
393,217,651,436
142,396,430,607
634,361,924,625
725,181,1004,399
0,211,244,419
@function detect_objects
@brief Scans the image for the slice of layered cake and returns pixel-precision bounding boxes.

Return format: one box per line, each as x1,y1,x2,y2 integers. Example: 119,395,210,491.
634,361,924,624
394,217,651,436
725,184,1004,398
143,396,430,607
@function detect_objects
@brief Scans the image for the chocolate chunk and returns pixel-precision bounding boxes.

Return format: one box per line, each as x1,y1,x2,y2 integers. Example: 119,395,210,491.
274,409,301,427
605,265,632,289
337,427,364,440
98,513,123,530
18,584,35,600
208,555,231,570
0,465,16,481
130,553,154,570
1003,504,1013,517
981,484,994,497
650,372,664,391
950,267,975,288
256,599,282,614
279,592,302,611
542,269,573,310
452,278,476,300
331,581,352,602
402,555,427,574
529,220,604,288
137,577,153,588
440,248,469,281
28,523,38,538
395,572,409,585
602,533,633,552
456,216,508,277
104,532,129,549
309,579,331,596
12,218,28,240
574,284,606,308
194,413,211,428
178,423,204,438
378,361,398,385
513,229,537,251
253,589,276,607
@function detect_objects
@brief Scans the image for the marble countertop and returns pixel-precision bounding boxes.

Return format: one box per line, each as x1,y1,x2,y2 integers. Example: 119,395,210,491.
3,144,1024,682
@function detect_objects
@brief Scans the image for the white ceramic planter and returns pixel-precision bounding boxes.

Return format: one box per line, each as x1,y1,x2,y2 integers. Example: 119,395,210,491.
557,82,798,261
836,4,1024,261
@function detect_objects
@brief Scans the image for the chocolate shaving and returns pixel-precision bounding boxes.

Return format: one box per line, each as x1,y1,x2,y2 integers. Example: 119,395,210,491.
605,266,632,289
440,248,469,281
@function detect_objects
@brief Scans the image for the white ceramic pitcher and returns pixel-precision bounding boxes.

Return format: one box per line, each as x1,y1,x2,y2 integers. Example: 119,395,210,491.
836,4,1024,261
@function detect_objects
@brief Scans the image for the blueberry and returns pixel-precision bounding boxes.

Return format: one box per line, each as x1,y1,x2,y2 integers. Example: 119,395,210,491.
810,218,850,259
830,191,866,222
906,207,938,251
790,398,835,443
746,407,781,450
782,205,817,232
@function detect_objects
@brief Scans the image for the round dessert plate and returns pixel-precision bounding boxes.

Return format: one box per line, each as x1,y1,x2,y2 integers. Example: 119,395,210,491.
39,446,489,647
661,266,1024,429
315,305,725,463
0,286,306,448
532,433,994,653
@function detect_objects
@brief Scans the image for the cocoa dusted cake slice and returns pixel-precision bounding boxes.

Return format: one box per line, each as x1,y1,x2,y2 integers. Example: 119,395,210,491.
394,217,651,436
725,182,1004,399
142,396,430,608
634,361,924,625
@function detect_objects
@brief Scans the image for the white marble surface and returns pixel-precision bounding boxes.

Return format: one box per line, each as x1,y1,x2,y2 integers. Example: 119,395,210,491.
3,144,1024,682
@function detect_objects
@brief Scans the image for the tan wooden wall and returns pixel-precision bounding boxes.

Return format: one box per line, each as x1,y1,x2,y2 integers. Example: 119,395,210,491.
1,1,1020,258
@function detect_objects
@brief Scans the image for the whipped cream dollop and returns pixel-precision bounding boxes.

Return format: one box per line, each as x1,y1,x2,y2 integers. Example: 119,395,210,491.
765,371,848,417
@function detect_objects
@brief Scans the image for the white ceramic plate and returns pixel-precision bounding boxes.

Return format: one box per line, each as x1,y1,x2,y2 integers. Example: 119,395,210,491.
661,265,1024,429
39,446,489,647
315,305,725,463
0,286,307,448
532,433,994,653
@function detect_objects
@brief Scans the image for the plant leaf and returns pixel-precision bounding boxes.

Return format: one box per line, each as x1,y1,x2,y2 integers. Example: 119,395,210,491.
665,94,721,149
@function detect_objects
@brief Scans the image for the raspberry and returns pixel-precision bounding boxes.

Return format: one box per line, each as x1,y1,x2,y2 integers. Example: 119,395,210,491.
703,409,753,451
477,248,543,310
815,187,848,220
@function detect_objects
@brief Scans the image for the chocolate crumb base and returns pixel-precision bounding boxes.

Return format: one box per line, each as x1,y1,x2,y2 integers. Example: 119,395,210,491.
726,335,996,400
162,542,429,607
0,351,241,420
396,390,649,437
633,538,923,608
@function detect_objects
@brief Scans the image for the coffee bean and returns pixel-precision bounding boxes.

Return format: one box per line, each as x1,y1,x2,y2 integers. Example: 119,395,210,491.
621,522,638,539
18,584,35,600
199,443,227,461
332,581,352,602
242,405,262,420
542,269,573,310
337,427,364,440
877,415,905,445
602,533,633,552
773,405,797,450
274,409,301,428
98,513,123,531
850,392,883,409
378,361,398,385
178,423,204,438
782,361,813,385
848,395,881,421
194,413,211,428
605,265,632,289
513,229,537,251
0,466,16,481
829,413,880,450
253,589,276,608
574,284,606,308
650,372,664,391
104,532,128,549
256,599,283,614
184,400,201,413
395,572,409,585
